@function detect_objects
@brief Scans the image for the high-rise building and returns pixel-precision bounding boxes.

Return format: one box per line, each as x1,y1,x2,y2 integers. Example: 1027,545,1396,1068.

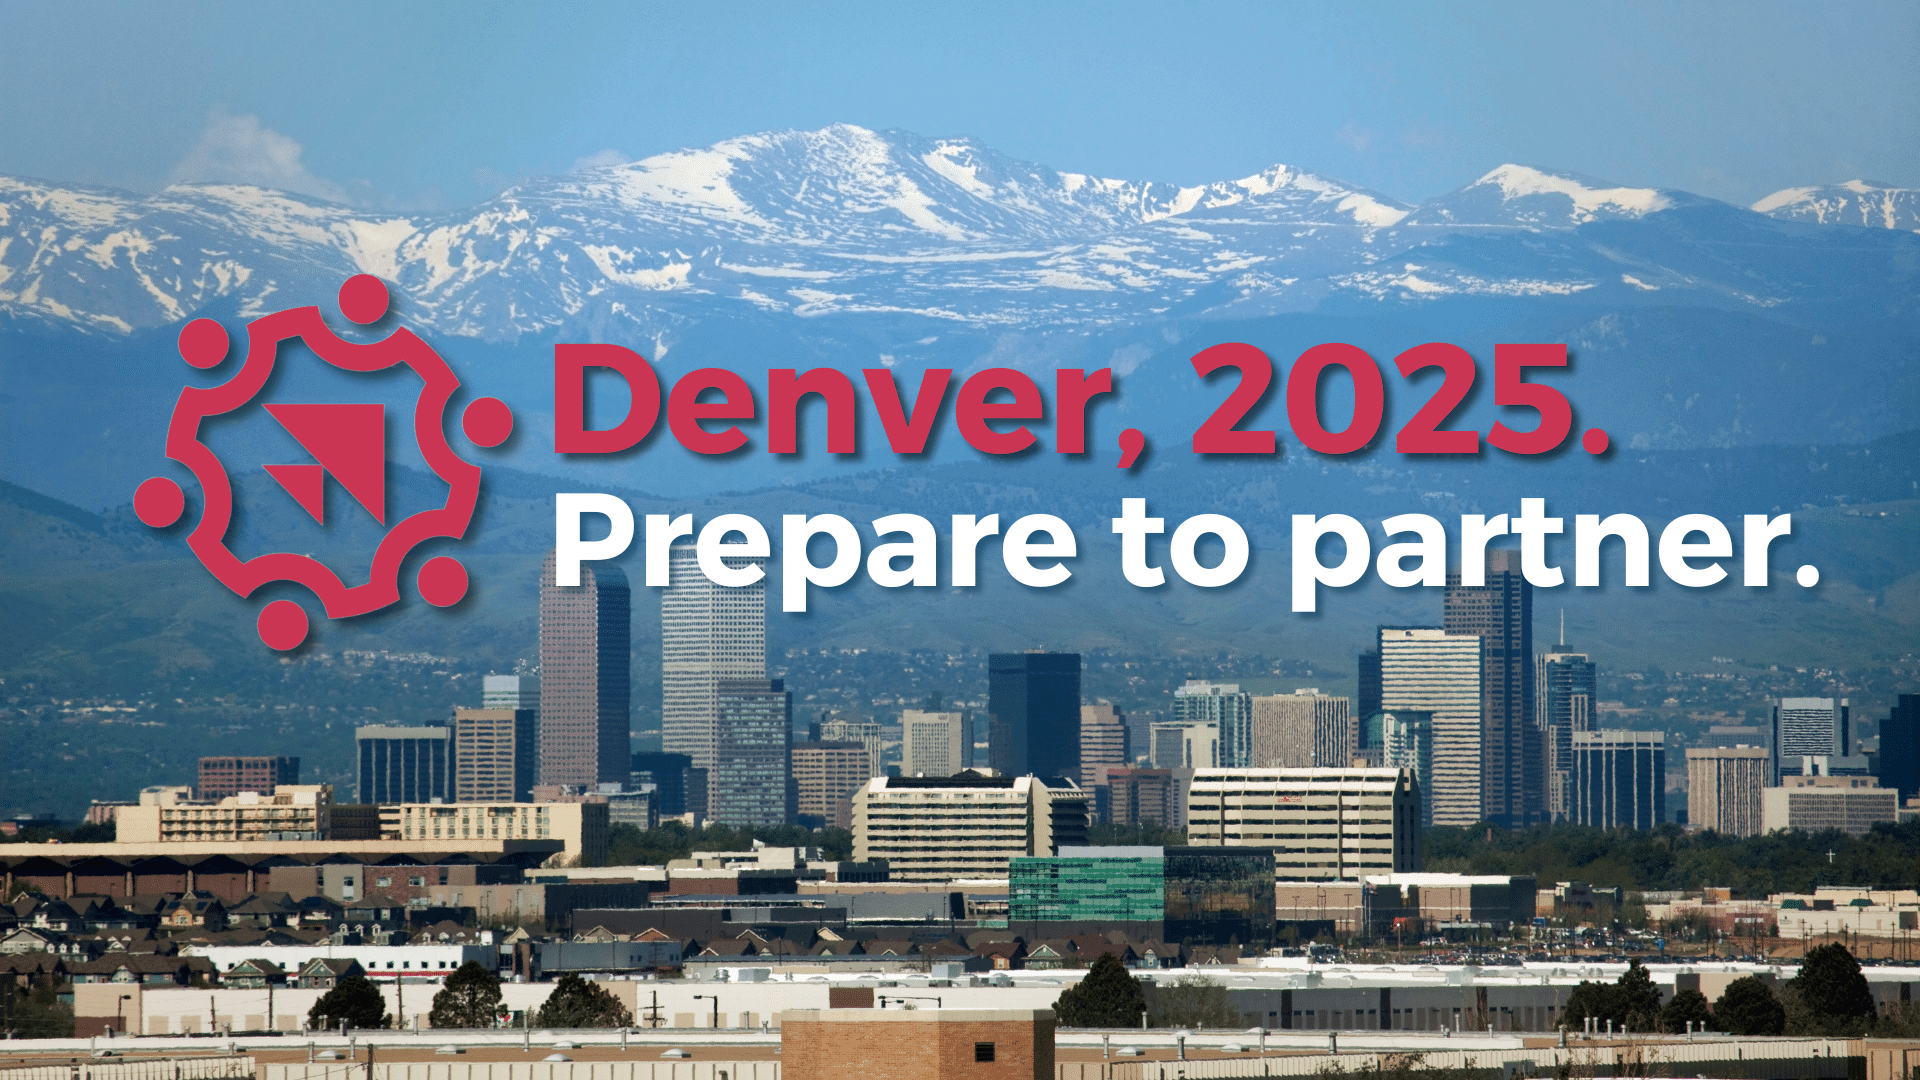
196,756,299,800
1572,730,1665,829
1772,697,1851,784
1248,690,1352,769
1173,681,1254,768
1537,638,1597,823
661,545,767,802
792,740,870,829
355,724,452,804
820,718,885,779
1150,722,1217,770
1077,704,1130,790
538,550,631,787
1445,549,1539,828
1686,747,1767,838
1377,627,1483,827
1880,695,1920,803
1098,767,1184,829
452,707,538,803
482,674,539,712
1358,650,1382,722
709,678,792,827
901,710,968,778
987,652,1082,780
1185,768,1422,880
630,751,695,817
852,774,1089,881
1381,710,1435,829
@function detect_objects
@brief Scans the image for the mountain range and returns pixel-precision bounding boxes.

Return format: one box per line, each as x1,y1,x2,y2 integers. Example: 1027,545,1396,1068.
3,123,1917,342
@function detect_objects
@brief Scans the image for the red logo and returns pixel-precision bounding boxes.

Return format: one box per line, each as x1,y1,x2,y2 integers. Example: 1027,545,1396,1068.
132,275,511,650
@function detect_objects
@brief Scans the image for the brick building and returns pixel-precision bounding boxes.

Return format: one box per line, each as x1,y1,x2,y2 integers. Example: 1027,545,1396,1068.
779,1009,1054,1080
196,756,298,799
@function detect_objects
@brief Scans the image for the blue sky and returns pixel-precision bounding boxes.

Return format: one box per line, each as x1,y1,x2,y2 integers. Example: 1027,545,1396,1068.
3,0,1914,210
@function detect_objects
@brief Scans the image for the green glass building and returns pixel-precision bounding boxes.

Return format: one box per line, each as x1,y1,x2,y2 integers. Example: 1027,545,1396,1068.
1010,845,1274,946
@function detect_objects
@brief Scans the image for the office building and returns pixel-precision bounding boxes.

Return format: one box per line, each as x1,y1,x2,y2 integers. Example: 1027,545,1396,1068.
355,724,452,804
196,757,298,800
1009,846,1276,946
1445,548,1540,828
987,652,1081,780
852,774,1088,881
1249,690,1351,769
709,678,792,827
820,718,886,779
1686,747,1767,838
382,799,609,864
1772,697,1850,784
1150,721,1217,770
792,740,870,829
1097,767,1184,830
1174,681,1254,768
1077,704,1130,790
116,784,335,843
902,709,968,778
1881,695,1920,803
661,544,767,803
1377,627,1483,827
1354,708,1385,768
1358,649,1382,722
1381,710,1436,829
631,751,695,817
1571,730,1665,830
481,674,539,711
1185,768,1421,880
600,787,654,829
1762,776,1899,836
453,707,538,803
1537,639,1597,823
539,549,631,787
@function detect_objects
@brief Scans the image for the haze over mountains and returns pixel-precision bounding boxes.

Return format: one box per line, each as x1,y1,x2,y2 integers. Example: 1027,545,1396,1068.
2,123,1916,341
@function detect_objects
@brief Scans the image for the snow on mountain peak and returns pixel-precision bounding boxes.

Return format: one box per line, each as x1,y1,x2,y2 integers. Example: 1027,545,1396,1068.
1404,164,1681,229
1477,164,1673,218
1752,179,1920,232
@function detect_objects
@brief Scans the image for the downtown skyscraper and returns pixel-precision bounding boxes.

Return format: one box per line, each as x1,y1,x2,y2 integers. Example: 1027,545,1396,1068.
1445,548,1542,828
988,652,1081,780
1377,627,1482,826
662,544,768,816
538,550,631,787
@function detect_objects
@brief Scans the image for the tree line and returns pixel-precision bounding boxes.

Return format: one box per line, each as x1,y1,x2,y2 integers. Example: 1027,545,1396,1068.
1424,821,1920,895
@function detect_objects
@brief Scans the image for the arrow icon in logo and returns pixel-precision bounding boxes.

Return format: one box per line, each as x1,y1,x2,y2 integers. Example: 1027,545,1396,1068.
263,402,387,525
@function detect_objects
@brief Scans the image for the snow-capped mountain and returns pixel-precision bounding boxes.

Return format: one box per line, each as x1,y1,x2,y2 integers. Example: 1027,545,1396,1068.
1,125,1915,342
1753,179,1920,232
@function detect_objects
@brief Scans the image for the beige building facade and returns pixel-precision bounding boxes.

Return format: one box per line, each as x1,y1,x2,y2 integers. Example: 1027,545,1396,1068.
1687,746,1768,837
380,800,608,865
1762,775,1898,836
1186,767,1421,880
1250,690,1352,769
852,775,1088,882
116,784,335,844
901,710,967,778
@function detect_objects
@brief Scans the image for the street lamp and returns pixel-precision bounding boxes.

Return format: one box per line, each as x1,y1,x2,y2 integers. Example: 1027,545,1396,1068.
116,994,132,1037
692,994,719,1031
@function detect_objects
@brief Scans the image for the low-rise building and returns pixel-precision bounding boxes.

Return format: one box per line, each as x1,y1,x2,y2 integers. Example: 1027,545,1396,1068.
1009,846,1274,946
1185,767,1420,879
116,785,335,844
1762,775,1898,835
380,800,608,864
853,774,1088,882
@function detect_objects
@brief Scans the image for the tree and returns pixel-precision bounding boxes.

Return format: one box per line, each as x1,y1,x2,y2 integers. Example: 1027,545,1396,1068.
1148,974,1238,1029
534,974,632,1028
1713,976,1785,1036
1053,953,1147,1027
1789,943,1876,1029
1659,988,1713,1033
430,961,503,1029
1559,960,1662,1032
3,980,74,1038
307,974,390,1031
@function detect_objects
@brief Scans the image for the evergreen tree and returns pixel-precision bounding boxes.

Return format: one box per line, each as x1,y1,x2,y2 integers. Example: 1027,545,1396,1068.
533,974,632,1028
1790,943,1876,1027
1714,976,1786,1036
1147,974,1237,1029
1053,953,1147,1028
1659,988,1713,1033
3,980,74,1038
1559,960,1662,1031
307,974,390,1031
429,961,504,1029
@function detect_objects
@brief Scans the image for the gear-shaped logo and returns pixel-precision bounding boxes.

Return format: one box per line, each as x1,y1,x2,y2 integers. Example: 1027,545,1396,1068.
133,275,511,650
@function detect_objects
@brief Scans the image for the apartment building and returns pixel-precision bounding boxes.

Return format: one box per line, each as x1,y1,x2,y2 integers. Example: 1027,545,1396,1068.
852,774,1088,882
1185,767,1421,880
